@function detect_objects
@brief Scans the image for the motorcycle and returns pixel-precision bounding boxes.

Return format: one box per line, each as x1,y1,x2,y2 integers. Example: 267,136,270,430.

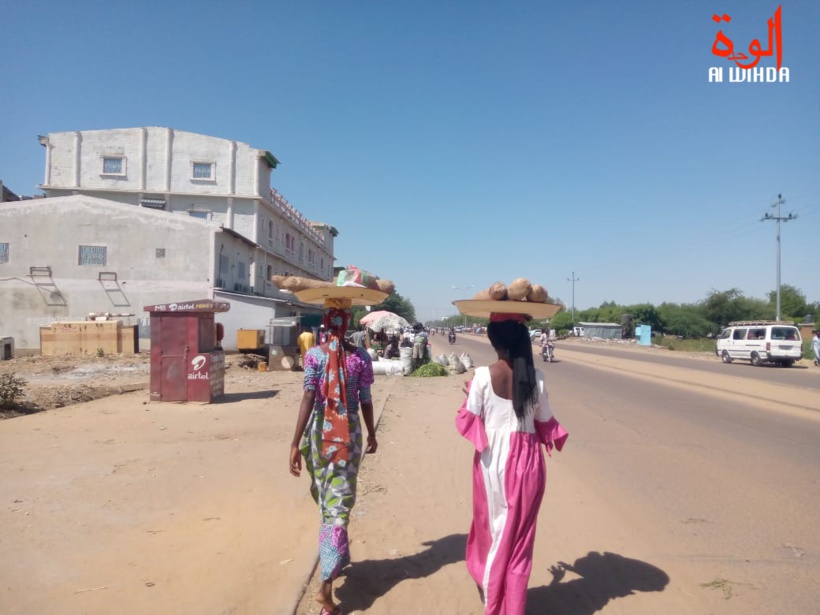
541,341,554,363
448,331,456,345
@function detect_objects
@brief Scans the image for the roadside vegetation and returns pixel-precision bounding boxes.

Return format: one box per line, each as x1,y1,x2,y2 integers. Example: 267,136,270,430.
426,285,819,355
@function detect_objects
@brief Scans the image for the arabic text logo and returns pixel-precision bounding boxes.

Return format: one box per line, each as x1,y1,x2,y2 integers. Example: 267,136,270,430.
708,5,789,83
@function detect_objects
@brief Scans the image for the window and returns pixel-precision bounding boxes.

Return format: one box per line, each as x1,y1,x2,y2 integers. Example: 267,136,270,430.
79,245,107,266
101,156,126,176
156,248,166,258
0,242,8,264
192,161,214,180
268,220,273,238
732,328,747,340
188,210,209,220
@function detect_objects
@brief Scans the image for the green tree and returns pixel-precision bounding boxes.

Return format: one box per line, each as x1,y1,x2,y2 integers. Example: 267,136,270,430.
550,310,574,333
657,303,716,338
767,284,808,319
627,303,664,331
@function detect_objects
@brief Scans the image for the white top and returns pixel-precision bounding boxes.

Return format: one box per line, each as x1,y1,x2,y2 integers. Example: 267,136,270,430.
465,366,554,435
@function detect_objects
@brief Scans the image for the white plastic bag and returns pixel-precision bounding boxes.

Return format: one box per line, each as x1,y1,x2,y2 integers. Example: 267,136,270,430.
448,352,466,374
460,353,474,369
400,347,413,375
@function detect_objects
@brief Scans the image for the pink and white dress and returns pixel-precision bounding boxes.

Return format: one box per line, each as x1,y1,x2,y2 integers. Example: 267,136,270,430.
456,366,568,615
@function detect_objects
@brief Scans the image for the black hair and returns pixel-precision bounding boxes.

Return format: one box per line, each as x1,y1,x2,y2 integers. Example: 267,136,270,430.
486,320,538,421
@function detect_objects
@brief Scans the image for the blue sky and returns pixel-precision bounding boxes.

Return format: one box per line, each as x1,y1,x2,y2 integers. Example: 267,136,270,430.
3,1,818,321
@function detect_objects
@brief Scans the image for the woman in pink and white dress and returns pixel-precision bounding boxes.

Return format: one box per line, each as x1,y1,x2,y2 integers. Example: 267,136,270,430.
455,311,568,615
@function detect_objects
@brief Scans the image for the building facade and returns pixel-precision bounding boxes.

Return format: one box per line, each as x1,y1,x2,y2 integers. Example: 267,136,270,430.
0,128,338,353
37,127,337,294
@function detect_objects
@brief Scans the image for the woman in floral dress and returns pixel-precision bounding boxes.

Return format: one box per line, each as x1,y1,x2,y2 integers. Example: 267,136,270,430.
289,299,378,615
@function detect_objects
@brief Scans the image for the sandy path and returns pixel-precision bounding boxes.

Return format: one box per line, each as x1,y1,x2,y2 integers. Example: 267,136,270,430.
0,369,396,615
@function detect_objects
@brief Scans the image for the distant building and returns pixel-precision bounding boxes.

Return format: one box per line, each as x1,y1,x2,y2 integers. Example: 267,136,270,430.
577,322,623,340
0,128,340,352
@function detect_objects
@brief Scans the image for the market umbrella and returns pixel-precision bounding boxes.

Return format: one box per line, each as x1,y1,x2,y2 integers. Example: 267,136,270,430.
364,312,410,333
360,310,400,326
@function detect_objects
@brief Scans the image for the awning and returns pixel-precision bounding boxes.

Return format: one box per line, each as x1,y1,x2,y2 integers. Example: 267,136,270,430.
140,198,166,209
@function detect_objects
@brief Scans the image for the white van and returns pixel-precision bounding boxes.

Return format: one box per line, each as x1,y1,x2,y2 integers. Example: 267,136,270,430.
715,321,803,367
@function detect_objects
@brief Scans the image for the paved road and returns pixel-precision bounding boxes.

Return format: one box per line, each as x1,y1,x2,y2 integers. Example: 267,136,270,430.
432,334,820,614
547,338,820,391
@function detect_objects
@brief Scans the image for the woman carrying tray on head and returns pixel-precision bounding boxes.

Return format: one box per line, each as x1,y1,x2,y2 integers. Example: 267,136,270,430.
454,287,568,615
287,267,388,615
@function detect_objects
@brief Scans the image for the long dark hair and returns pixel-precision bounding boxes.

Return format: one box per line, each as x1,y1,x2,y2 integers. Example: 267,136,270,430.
487,320,538,420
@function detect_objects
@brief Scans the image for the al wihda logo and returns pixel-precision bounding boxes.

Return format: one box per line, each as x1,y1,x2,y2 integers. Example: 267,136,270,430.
709,4,789,83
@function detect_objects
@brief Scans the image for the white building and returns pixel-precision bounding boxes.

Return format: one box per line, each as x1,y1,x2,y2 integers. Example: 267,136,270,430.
0,128,339,353
38,127,337,288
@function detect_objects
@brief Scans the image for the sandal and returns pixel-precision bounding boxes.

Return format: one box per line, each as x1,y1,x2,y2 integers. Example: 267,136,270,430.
320,608,342,615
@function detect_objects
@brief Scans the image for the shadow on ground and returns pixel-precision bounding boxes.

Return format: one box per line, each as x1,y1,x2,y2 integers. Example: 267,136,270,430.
216,390,279,403
335,533,467,612
525,551,670,615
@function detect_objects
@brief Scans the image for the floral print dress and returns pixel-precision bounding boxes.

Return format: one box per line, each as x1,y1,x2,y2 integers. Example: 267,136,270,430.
301,345,374,580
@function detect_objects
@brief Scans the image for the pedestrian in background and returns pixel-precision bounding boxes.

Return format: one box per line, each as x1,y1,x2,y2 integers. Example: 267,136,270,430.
297,326,315,369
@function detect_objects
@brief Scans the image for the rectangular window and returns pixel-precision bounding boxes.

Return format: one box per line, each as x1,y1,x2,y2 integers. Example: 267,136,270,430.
156,248,166,258
188,211,209,220
0,242,8,264
192,162,214,180
101,156,125,176
79,245,107,266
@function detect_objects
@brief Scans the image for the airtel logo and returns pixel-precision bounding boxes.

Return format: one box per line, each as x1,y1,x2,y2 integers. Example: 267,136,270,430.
191,355,207,371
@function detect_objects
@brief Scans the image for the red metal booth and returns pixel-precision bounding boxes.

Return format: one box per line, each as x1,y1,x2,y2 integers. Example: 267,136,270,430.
144,299,230,402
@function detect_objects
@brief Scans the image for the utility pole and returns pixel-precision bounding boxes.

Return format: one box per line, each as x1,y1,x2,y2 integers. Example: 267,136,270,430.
761,194,796,321
567,272,580,323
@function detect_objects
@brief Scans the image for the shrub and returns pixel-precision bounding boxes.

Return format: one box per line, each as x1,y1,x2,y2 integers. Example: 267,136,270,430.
0,373,27,408
410,363,449,377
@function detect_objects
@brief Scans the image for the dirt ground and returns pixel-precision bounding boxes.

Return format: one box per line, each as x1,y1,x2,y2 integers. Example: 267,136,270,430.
0,352,267,419
1,341,816,615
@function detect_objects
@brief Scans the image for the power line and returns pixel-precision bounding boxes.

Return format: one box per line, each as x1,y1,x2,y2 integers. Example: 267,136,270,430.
761,193,797,320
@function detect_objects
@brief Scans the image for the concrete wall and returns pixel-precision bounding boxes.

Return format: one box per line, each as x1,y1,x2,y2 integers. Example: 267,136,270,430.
0,195,259,351
212,290,322,351
42,127,269,199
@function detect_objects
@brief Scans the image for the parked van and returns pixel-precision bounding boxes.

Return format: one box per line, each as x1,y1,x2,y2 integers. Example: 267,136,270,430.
715,321,803,367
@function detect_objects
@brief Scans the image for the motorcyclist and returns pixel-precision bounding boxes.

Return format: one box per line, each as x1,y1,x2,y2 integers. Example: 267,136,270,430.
539,328,554,360
448,327,456,344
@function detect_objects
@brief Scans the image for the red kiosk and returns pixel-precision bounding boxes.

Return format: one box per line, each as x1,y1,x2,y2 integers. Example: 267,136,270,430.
144,299,230,403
